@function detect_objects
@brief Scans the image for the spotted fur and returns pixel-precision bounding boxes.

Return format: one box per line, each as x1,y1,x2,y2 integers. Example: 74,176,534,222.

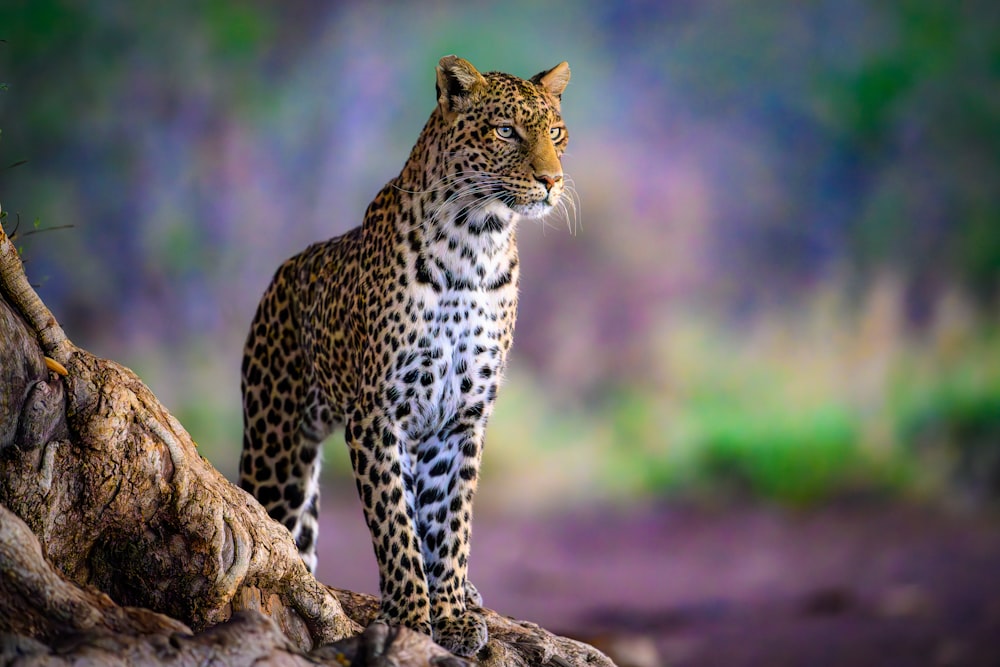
239,56,570,656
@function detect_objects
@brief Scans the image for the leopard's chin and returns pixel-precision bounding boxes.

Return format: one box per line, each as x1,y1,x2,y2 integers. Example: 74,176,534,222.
510,197,558,220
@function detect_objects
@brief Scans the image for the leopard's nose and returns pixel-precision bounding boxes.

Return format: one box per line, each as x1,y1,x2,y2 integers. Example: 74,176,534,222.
534,173,563,192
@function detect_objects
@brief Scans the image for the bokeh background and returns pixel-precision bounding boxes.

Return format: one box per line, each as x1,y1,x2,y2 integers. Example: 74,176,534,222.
2,1,999,662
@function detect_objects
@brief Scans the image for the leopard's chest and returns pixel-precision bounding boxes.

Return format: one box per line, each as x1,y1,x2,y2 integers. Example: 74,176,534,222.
388,287,514,440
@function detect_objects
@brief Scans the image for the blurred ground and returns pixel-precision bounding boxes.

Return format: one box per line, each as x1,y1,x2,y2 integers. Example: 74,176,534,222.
316,492,1000,667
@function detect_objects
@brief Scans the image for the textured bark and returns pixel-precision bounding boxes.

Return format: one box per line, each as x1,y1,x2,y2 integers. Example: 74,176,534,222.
0,217,613,667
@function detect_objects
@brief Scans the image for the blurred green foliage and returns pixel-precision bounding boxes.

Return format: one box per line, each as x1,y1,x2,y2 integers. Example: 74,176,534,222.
477,292,1000,509
894,329,1000,502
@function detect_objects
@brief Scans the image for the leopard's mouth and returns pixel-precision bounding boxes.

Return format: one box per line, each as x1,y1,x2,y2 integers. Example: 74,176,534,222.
491,180,562,219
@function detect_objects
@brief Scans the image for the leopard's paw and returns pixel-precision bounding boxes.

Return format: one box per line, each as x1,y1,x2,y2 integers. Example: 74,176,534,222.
463,579,483,608
432,609,488,658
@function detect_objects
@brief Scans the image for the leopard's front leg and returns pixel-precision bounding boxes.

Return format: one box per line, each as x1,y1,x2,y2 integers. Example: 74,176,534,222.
346,407,431,636
415,420,489,657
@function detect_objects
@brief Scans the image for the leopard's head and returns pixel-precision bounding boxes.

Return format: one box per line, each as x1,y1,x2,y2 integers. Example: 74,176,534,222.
432,55,571,224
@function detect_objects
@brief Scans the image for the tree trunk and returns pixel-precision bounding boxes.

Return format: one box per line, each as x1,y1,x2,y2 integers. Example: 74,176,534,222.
0,217,614,667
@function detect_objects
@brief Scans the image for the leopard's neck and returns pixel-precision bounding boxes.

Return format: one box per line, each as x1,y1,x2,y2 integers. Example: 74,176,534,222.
391,182,518,295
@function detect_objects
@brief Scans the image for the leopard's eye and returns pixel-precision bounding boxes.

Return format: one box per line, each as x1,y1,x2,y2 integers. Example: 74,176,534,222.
549,126,564,142
495,126,515,140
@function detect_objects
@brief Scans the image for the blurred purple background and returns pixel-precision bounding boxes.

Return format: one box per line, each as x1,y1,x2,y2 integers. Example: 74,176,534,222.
4,3,1000,663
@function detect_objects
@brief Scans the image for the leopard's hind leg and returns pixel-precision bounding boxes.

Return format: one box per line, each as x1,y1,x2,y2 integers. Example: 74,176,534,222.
239,263,335,573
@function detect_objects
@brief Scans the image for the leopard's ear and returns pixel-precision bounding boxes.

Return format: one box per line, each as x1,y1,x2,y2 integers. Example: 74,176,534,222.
531,61,571,100
436,55,486,121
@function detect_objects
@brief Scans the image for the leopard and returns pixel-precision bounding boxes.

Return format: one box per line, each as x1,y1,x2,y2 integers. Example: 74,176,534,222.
238,55,571,657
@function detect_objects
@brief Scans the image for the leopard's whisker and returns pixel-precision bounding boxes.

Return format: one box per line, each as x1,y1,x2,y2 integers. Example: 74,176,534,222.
559,176,582,236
